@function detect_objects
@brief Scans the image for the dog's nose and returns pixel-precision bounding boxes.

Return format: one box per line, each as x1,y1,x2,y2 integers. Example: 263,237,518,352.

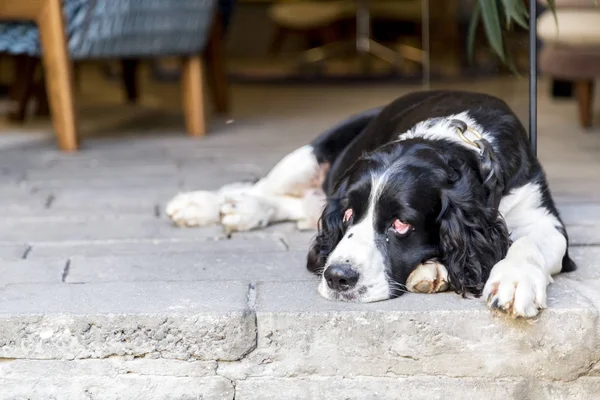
325,264,359,291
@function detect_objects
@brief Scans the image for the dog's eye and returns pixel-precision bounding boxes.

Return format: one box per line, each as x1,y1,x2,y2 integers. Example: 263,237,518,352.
392,219,412,235
343,208,353,223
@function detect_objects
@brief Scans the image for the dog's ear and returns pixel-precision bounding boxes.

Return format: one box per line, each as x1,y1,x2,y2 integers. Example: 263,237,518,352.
306,182,347,274
475,138,504,214
437,164,510,296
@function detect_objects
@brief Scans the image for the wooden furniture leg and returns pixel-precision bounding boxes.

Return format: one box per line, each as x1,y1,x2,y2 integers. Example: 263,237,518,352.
181,55,206,137
121,58,140,103
37,0,78,151
205,14,230,114
34,76,50,117
575,80,594,128
269,26,289,55
8,55,38,122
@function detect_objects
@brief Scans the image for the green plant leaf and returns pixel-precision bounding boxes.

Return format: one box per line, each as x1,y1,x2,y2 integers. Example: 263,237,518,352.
467,1,481,63
501,0,529,30
478,0,505,62
503,38,520,75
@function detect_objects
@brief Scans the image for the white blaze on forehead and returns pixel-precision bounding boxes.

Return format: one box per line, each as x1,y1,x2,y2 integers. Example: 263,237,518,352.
320,170,392,302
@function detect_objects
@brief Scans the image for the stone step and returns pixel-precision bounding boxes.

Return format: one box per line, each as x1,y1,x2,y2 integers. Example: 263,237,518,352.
1,248,599,399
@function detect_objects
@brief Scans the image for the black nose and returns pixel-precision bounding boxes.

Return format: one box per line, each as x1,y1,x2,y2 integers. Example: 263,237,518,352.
325,264,359,291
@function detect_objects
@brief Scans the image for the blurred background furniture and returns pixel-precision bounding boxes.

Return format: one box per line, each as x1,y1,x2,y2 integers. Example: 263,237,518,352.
269,0,427,72
538,0,600,128
0,0,226,151
267,1,352,55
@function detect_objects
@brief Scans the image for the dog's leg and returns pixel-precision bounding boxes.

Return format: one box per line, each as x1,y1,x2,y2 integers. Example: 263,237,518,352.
483,183,568,318
167,145,325,230
166,182,254,227
217,146,327,233
219,189,325,234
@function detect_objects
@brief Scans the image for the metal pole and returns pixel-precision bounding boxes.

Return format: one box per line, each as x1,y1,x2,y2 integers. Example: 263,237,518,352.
529,0,538,155
421,0,430,89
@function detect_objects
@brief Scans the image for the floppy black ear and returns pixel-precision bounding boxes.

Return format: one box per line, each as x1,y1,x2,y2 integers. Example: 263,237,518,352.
475,138,505,214
306,197,345,274
306,180,348,274
438,166,510,296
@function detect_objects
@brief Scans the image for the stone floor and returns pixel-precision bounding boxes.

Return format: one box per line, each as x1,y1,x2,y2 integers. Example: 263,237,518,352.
1,76,600,399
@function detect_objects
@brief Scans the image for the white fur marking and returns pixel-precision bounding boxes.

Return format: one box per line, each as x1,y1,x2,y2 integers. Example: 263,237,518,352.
398,111,493,151
319,171,390,302
485,182,567,318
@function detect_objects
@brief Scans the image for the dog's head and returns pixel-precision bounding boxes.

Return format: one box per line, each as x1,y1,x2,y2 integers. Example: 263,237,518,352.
307,139,510,302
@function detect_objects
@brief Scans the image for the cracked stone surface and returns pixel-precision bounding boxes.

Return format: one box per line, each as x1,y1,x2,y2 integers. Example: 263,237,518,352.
0,281,256,361
1,79,600,398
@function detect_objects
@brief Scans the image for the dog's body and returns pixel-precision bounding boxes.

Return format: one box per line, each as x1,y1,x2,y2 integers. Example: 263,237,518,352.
167,90,575,318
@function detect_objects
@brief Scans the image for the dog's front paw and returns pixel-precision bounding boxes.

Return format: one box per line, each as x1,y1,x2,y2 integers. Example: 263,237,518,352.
220,193,274,234
483,259,552,318
165,191,220,227
406,261,449,293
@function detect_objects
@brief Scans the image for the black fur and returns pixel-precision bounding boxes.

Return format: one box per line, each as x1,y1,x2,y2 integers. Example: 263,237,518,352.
306,90,575,297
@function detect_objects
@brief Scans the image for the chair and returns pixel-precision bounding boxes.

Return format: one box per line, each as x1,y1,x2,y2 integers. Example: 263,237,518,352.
538,0,600,128
0,0,225,151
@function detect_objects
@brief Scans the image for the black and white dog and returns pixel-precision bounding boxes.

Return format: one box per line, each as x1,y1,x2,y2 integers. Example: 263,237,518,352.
167,90,576,318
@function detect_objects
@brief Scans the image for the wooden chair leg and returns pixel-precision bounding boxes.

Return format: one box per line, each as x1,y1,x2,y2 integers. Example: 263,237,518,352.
37,0,78,151
575,80,594,128
121,58,140,103
34,76,50,117
181,55,206,137
269,26,288,56
8,55,38,122
205,14,230,114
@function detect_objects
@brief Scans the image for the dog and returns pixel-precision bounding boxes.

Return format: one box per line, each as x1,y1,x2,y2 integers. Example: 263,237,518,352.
166,90,576,318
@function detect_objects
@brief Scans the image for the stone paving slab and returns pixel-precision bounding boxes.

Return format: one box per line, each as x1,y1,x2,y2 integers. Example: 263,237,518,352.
0,358,218,378
48,187,177,211
21,174,181,190
0,259,66,287
234,376,600,400
24,163,180,180
217,278,599,382
0,216,223,243
0,244,29,260
567,246,600,280
234,376,526,400
566,225,600,245
558,204,600,224
0,375,234,400
0,281,255,361
27,237,285,259
0,191,50,214
67,251,313,283
2,206,156,219
548,178,600,203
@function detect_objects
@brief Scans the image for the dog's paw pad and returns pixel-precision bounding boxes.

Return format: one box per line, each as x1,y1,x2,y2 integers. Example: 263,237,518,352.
406,261,449,294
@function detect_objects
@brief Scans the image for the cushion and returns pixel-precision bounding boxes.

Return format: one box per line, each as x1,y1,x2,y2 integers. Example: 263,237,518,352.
548,0,598,8
538,9,600,47
0,0,217,59
540,45,600,79
268,2,353,29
